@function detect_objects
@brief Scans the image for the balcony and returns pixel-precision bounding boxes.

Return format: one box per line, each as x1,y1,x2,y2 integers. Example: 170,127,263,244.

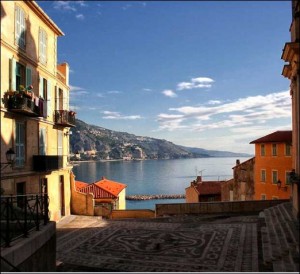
4,92,42,117
33,155,63,172
54,110,76,127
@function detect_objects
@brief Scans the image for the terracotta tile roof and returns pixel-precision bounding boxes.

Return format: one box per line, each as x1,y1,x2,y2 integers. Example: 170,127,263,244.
195,181,221,195
94,177,127,197
250,130,292,144
75,180,89,191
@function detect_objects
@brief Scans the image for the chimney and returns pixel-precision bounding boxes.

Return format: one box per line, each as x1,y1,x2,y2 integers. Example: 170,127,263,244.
236,159,240,166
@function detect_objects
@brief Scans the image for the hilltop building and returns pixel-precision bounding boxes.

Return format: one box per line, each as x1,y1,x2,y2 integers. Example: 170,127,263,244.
186,176,223,203
1,1,76,221
250,131,293,200
281,0,300,218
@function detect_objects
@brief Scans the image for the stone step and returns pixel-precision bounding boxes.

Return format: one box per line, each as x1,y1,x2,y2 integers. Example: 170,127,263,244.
261,226,272,265
263,208,282,259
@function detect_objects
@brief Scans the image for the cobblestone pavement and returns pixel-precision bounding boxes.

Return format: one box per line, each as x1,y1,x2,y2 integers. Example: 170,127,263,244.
56,214,263,272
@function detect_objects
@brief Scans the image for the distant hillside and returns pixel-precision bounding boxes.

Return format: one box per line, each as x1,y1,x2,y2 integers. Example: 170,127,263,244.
70,119,252,160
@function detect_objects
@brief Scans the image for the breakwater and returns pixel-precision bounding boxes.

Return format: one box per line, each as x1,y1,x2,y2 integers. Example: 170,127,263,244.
126,194,185,201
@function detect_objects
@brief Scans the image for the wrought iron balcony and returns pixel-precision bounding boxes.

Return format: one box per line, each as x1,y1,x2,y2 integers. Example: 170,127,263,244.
54,110,76,127
33,155,63,172
0,194,49,247
5,93,42,117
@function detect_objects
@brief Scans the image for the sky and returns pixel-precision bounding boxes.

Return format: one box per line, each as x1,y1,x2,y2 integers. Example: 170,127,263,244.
37,0,292,154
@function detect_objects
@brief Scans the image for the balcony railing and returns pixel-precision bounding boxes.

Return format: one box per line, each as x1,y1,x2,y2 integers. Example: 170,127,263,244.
54,110,76,127
33,155,63,172
0,194,49,247
5,94,42,117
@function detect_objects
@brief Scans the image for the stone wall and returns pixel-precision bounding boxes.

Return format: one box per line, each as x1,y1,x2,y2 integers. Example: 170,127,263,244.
155,199,289,217
1,222,56,272
111,209,155,219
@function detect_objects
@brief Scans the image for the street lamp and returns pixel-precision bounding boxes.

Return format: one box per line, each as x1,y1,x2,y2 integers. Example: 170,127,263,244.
1,148,15,170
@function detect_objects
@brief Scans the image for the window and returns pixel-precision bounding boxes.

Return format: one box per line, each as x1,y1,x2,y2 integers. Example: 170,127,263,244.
9,58,32,91
261,194,266,200
39,127,47,155
39,76,52,118
260,144,265,156
286,171,291,185
58,131,63,156
40,178,48,195
15,122,25,167
272,170,278,184
39,28,47,64
285,143,292,156
261,170,266,182
15,5,26,49
272,144,277,156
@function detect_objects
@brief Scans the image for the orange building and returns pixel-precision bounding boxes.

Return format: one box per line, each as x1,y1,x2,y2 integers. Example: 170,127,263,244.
250,131,293,200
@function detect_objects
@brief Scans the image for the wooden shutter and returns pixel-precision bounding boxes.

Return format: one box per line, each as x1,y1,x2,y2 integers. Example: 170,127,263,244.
39,75,43,98
10,58,17,91
39,127,47,155
15,122,25,167
63,89,68,110
19,7,25,48
58,131,63,156
47,80,52,117
26,67,32,87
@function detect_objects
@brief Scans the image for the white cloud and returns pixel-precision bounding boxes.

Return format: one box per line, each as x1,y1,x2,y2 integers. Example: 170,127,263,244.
102,111,142,120
69,85,88,95
157,90,291,132
177,77,214,91
107,90,122,94
162,89,177,98
143,88,152,92
75,14,84,20
122,4,132,10
53,1,77,11
207,100,221,105
77,1,88,7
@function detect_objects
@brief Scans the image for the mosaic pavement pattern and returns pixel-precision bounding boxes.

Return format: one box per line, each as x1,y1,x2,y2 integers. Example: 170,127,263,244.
57,216,259,272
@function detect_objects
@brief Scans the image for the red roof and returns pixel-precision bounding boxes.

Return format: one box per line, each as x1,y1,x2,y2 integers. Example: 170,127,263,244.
94,177,127,197
250,130,292,144
75,177,127,199
195,181,221,195
75,181,89,191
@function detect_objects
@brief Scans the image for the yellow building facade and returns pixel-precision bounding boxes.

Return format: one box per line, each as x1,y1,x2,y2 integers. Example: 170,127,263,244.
1,1,75,221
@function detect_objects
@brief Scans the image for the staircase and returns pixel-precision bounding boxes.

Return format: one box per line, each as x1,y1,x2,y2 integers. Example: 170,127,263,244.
260,202,299,272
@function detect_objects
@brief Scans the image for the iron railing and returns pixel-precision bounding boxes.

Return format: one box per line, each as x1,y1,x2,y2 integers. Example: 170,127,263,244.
33,155,63,172
0,194,49,247
54,110,76,127
6,96,41,117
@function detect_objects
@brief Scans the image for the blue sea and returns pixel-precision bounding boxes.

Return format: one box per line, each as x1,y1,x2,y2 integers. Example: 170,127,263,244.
72,157,250,209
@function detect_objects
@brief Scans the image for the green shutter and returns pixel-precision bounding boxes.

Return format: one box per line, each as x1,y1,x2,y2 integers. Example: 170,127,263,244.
10,58,17,90
26,67,32,87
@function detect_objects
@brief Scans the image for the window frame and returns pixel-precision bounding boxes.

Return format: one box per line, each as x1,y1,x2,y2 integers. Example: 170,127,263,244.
272,170,278,184
15,5,26,49
285,143,292,156
261,194,266,200
272,144,277,156
15,121,26,167
260,144,265,156
39,27,48,64
261,169,266,182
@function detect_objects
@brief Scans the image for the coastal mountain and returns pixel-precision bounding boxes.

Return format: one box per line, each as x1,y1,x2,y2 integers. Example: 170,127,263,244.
70,119,251,160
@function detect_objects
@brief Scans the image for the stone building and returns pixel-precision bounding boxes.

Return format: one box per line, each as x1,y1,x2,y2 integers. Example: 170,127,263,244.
1,1,76,221
221,158,255,201
281,0,300,219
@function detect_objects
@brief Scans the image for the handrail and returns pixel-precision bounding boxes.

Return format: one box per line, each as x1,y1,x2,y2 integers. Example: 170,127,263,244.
0,194,49,247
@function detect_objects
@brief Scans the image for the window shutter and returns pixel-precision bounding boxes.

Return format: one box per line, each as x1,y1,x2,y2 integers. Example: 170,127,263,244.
47,80,52,117
55,86,59,111
39,128,47,155
58,131,63,156
26,67,32,87
20,8,25,48
39,75,43,98
15,6,20,43
15,122,25,167
10,58,17,90
63,89,69,110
